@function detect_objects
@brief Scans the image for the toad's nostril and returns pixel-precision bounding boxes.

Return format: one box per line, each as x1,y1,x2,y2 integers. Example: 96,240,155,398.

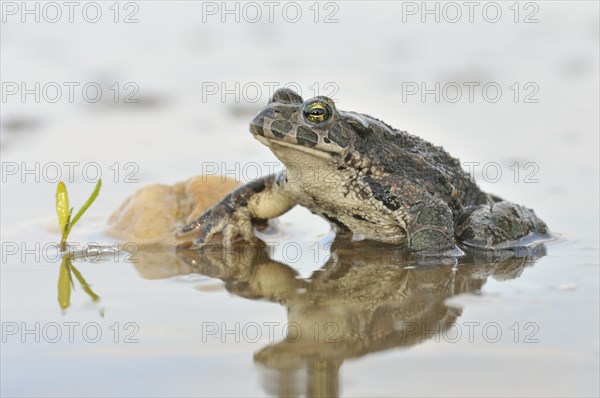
261,108,276,119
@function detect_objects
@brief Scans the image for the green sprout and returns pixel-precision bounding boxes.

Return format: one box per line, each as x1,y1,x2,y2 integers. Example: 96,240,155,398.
56,179,102,251
55,180,103,312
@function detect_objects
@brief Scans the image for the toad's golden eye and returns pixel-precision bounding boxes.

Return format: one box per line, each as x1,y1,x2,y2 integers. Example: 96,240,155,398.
303,101,332,124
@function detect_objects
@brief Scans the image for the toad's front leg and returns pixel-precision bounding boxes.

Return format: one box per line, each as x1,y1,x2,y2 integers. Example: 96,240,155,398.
177,172,297,248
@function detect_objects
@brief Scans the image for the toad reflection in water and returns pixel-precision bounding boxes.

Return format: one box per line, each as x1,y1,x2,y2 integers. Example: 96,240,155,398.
129,239,546,397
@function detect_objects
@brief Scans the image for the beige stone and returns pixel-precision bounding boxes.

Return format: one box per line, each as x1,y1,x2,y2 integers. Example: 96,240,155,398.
107,175,238,246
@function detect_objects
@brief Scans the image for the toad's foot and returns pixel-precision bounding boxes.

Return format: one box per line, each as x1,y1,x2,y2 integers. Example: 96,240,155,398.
177,173,296,249
455,201,550,250
178,203,258,249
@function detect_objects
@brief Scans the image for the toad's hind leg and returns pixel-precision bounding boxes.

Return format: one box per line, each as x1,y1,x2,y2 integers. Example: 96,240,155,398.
406,200,456,252
454,201,550,250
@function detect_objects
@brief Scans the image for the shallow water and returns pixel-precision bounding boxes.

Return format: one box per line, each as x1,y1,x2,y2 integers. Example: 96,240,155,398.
1,2,599,397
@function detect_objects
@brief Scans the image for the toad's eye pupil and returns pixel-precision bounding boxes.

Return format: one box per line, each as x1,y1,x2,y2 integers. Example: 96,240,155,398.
303,102,331,124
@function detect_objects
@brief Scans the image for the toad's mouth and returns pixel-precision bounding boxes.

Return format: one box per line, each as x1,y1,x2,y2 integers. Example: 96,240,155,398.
252,132,334,160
